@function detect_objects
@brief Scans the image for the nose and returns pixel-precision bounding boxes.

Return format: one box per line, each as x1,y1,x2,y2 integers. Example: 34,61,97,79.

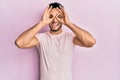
53,17,58,22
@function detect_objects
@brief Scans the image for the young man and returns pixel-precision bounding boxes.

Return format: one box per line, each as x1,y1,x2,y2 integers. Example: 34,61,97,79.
15,2,96,80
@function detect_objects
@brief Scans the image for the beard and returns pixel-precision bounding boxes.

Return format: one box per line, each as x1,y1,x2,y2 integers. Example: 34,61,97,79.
49,23,62,32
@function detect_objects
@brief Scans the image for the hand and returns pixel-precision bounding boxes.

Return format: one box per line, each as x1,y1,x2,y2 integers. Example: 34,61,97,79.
56,7,71,26
41,6,56,25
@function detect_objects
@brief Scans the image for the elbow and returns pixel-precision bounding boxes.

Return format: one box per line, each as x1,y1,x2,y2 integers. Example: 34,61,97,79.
15,40,24,48
90,39,96,47
85,39,96,48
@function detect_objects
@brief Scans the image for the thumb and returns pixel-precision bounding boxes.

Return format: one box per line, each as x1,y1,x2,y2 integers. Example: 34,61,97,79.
56,13,64,24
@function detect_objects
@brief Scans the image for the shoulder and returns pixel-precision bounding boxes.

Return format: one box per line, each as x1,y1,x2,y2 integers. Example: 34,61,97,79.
36,32,47,37
64,31,75,38
35,32,48,41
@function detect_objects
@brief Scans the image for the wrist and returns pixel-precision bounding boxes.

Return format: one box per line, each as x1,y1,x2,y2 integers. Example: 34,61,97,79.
36,21,47,29
39,21,47,26
65,21,72,27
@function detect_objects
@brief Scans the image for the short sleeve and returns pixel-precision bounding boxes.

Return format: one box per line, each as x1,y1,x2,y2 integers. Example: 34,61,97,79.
66,32,76,47
35,33,41,43
35,32,47,43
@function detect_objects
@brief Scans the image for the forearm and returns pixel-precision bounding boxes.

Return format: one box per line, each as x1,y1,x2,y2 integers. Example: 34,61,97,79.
66,22,96,47
15,21,46,47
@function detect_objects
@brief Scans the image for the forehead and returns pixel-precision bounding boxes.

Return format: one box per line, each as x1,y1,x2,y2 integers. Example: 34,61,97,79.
50,8,60,14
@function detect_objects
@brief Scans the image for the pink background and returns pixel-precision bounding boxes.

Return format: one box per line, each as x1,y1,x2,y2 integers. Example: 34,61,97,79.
0,0,119,80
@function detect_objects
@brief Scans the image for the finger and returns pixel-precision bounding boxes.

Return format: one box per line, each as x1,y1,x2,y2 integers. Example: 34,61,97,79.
56,17,64,24
56,7,65,18
49,12,58,22
56,7,63,14
47,6,52,13
52,12,59,20
56,13,64,23
59,6,64,12
60,7,69,18
42,6,49,17
44,6,49,13
60,6,68,16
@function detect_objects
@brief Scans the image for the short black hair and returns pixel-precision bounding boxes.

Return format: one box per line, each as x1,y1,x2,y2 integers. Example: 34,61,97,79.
49,2,63,9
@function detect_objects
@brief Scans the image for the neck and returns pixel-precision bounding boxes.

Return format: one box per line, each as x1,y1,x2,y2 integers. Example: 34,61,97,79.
50,29,62,35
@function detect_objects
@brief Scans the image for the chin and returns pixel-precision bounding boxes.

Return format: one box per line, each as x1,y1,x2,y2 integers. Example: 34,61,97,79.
49,24,62,31
50,26,62,32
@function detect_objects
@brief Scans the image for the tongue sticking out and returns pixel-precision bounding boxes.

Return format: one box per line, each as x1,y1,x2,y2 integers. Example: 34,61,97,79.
53,22,59,26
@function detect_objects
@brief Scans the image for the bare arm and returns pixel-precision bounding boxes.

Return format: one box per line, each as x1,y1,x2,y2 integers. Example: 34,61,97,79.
66,22,96,47
56,7,96,47
15,22,46,48
15,6,56,48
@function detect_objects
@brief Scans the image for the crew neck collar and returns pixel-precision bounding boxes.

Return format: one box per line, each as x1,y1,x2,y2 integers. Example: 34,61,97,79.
47,31,65,36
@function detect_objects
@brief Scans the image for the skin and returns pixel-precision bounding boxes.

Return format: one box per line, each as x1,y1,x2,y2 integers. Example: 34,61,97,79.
49,8,63,33
15,6,96,48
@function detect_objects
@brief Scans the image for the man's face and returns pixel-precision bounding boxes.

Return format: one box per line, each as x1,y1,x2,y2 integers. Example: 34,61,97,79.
49,8,63,32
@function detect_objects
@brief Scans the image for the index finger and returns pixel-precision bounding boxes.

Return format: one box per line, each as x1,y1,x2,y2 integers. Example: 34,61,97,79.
47,6,52,13
44,6,49,13
56,7,63,14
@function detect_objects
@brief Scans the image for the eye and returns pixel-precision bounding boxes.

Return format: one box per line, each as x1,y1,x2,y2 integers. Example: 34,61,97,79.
49,14,53,18
58,15,62,18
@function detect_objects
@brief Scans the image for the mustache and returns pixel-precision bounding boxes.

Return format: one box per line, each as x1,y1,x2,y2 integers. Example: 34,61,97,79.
52,21,58,24
57,23,60,26
52,21,62,25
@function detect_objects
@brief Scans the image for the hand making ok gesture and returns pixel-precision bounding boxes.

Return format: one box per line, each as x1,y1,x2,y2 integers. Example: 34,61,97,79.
56,6,71,26
41,6,57,25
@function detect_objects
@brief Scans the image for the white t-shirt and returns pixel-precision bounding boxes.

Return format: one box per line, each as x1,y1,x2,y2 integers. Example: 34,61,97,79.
35,31,76,80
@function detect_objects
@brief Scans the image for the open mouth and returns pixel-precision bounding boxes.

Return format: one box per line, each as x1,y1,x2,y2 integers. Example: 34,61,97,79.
50,22,62,31
52,22,60,26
